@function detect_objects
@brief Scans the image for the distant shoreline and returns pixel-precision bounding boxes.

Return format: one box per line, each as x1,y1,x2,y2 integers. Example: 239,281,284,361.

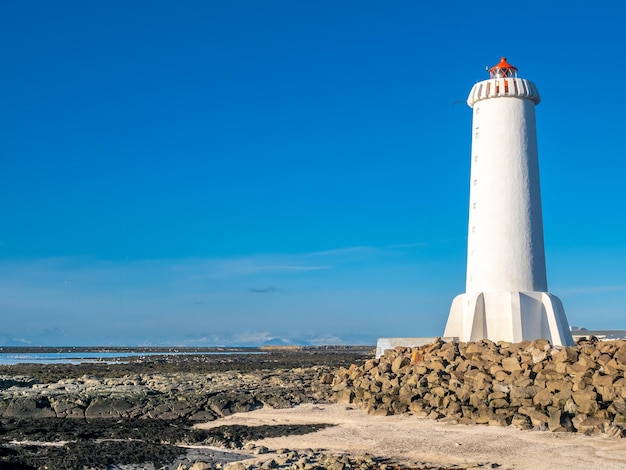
0,344,373,354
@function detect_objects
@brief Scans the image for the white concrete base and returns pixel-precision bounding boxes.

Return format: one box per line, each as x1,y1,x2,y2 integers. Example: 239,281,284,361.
570,329,626,341
445,291,574,346
375,337,458,358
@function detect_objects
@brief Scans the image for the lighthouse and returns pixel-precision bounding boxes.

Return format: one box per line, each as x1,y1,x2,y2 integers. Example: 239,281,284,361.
444,57,574,346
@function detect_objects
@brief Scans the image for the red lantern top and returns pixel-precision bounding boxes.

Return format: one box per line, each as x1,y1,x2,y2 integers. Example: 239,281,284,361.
488,57,518,79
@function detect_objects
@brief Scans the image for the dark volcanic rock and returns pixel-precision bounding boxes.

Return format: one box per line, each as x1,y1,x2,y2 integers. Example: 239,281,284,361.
84,397,136,418
0,348,373,423
0,347,373,469
4,398,55,419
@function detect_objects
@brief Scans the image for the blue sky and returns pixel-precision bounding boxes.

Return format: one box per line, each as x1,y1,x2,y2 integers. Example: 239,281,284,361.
1,1,625,346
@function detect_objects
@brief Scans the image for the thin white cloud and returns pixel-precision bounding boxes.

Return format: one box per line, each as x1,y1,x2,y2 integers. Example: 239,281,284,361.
221,262,330,274
178,335,227,345
305,334,345,345
231,331,281,345
252,265,331,272
0,240,437,296
304,245,374,257
385,241,430,249
304,241,428,258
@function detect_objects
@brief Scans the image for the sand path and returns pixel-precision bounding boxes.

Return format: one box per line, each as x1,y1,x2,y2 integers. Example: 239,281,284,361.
197,404,626,469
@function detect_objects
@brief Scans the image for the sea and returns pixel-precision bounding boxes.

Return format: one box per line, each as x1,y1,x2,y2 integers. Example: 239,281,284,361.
0,347,264,365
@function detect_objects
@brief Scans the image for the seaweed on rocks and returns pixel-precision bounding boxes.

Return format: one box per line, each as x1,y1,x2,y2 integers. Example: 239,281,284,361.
0,418,335,469
0,418,334,447
2,440,183,469
200,423,335,448
0,417,195,443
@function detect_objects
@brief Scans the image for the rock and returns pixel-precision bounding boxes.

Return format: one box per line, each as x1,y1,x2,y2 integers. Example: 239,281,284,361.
605,424,626,438
391,356,411,374
533,388,553,407
261,458,279,469
573,416,609,435
224,463,246,470
545,379,571,392
530,349,548,364
552,389,573,408
510,385,541,400
552,347,577,364
371,407,391,416
190,463,213,470
501,357,522,373
85,397,135,418
608,396,626,416
572,390,599,415
488,398,509,409
511,413,532,430
592,372,615,388
320,373,335,384
529,339,551,351
566,362,590,376
548,410,574,432
488,415,509,427
519,407,549,427
4,397,56,418
335,388,355,404
189,410,217,421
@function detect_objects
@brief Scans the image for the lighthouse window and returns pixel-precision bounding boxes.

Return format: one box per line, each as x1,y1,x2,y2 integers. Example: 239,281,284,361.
471,226,476,233
473,179,478,186
475,107,480,115
474,131,479,139
472,202,477,209
474,155,478,162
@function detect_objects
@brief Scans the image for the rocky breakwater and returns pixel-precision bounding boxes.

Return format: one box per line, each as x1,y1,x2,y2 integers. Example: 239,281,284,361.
0,367,334,421
330,338,626,437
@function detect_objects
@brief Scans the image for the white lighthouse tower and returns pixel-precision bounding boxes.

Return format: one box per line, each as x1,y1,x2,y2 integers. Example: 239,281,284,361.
444,57,574,346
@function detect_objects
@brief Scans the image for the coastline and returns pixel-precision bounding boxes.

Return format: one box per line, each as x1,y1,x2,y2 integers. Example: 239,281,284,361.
1,344,625,469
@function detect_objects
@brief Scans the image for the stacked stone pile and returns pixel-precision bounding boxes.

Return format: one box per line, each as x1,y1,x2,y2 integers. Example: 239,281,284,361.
329,338,626,436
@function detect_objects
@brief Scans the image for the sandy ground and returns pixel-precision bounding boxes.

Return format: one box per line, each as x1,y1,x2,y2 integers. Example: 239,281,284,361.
197,404,626,470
